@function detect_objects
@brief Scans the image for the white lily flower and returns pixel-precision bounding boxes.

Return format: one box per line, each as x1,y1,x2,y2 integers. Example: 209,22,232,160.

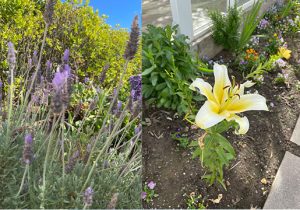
190,63,268,134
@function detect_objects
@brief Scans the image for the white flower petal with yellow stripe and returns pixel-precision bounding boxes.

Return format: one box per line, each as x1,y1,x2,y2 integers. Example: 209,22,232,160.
190,63,268,134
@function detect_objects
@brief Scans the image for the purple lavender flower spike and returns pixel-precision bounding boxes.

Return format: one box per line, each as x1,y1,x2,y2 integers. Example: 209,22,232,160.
46,60,52,82
147,181,156,189
23,134,33,164
52,71,67,90
7,42,16,73
129,74,142,102
113,100,122,116
32,50,38,66
124,15,139,60
65,150,80,173
24,134,33,144
83,187,94,207
63,49,70,64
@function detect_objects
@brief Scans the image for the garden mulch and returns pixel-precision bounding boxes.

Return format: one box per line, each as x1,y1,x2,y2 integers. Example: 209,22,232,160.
142,36,300,209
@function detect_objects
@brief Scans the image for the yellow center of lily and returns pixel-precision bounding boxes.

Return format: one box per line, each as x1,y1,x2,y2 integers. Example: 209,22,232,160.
190,63,269,135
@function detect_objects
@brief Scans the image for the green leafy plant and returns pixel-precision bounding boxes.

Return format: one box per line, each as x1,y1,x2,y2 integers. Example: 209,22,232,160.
142,25,210,114
171,132,190,148
210,0,263,53
186,192,206,209
190,121,237,188
210,3,241,52
279,0,294,18
246,54,281,80
189,64,268,188
239,0,264,51
273,73,286,86
142,181,158,203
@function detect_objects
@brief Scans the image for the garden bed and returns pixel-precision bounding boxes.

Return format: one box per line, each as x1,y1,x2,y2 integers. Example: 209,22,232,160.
142,35,300,209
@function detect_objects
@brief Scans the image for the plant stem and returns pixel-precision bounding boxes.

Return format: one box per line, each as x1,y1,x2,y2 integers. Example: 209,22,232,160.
61,114,65,203
7,65,15,136
40,114,58,209
18,23,49,125
82,60,129,174
16,164,29,197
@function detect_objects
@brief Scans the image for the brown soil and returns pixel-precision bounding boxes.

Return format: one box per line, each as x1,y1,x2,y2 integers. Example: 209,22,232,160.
142,37,300,209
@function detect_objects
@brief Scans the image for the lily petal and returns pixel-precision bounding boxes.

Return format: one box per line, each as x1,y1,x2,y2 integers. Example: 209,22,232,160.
213,63,231,104
236,80,256,95
227,115,249,134
195,101,226,129
227,94,269,113
190,78,216,103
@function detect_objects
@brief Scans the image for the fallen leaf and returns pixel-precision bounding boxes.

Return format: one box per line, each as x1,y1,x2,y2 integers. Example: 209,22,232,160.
166,116,173,121
145,118,151,126
209,194,223,204
261,178,267,185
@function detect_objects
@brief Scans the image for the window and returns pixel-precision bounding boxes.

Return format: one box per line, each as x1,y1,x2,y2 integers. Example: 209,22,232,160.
191,0,227,38
170,0,256,40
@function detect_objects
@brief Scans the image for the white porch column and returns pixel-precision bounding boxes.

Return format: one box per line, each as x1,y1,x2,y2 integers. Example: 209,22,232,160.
227,0,235,8
170,0,194,40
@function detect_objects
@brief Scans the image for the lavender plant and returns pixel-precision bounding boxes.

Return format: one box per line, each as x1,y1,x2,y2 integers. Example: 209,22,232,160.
0,8,141,209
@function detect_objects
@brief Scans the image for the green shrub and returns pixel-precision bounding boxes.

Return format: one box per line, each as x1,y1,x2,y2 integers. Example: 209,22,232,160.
142,25,209,114
210,0,263,53
210,3,241,52
0,0,140,91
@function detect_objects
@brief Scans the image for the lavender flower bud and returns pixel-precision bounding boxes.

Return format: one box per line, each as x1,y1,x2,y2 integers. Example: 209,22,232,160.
129,74,142,117
99,63,110,84
124,15,139,61
28,57,33,69
83,143,92,164
83,187,94,207
52,90,63,114
44,0,56,25
129,74,142,102
22,134,33,164
63,49,70,64
65,150,79,174
107,193,119,209
7,42,16,84
113,100,122,117
45,60,52,82
32,51,38,66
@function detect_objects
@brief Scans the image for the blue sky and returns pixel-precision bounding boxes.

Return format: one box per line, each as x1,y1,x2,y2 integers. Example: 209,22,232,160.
88,0,141,29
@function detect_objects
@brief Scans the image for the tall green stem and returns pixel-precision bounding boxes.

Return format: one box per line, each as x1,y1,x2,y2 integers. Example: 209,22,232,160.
18,23,49,125
7,64,14,136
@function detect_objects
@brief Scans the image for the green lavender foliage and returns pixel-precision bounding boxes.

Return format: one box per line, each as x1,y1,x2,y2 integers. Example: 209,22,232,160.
142,25,209,114
0,1,142,208
0,61,142,208
0,105,141,208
